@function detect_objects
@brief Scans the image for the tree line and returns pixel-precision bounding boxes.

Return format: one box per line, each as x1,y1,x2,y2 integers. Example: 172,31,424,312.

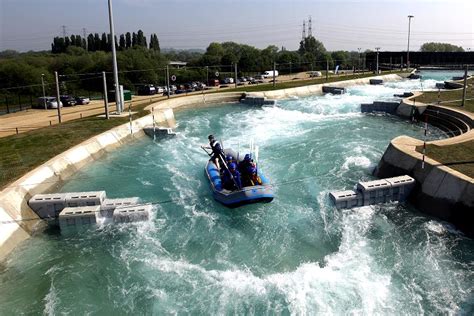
0,38,466,109
52,30,160,54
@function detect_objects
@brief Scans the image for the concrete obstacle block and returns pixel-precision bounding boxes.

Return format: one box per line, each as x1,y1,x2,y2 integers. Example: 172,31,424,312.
408,74,422,80
59,205,99,230
322,86,346,94
361,101,400,114
435,83,446,89
28,193,68,219
444,81,463,89
393,92,414,98
100,197,140,217
240,96,276,106
369,79,383,85
385,175,415,201
329,190,363,209
113,204,152,224
357,179,392,205
143,126,176,138
65,191,106,208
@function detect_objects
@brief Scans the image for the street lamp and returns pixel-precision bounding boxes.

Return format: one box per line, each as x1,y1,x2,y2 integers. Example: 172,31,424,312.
407,15,414,70
357,47,361,72
375,47,380,74
108,0,121,113
41,74,46,109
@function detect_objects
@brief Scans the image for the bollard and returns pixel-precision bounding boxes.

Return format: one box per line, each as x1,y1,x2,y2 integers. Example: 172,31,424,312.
50,120,52,126
80,113,83,119
16,127,19,134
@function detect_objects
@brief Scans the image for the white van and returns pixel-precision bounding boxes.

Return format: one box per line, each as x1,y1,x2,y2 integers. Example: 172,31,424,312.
262,70,279,78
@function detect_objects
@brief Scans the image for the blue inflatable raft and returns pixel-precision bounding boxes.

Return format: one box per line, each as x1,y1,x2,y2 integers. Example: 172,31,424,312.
205,150,274,208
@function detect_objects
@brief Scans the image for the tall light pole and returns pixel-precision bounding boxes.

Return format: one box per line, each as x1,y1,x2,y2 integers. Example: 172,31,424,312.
407,15,414,70
108,0,121,114
41,74,46,109
357,47,361,72
375,47,380,74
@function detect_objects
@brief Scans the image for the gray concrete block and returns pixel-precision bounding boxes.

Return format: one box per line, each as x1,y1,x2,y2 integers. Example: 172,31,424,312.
28,193,68,219
369,79,383,85
65,191,106,208
59,206,99,230
329,190,363,209
143,126,176,138
113,204,152,223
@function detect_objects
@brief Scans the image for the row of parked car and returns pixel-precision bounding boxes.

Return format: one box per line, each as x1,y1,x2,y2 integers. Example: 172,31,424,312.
136,83,208,96
34,96,90,109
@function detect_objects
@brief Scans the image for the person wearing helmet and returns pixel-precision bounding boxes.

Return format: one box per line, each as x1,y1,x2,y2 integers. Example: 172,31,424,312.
225,154,236,165
207,134,225,170
223,162,242,190
238,153,253,175
247,165,262,186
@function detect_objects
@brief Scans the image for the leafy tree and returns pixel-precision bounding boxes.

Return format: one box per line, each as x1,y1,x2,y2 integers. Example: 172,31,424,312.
125,32,132,48
119,34,126,50
238,45,261,72
198,42,225,66
101,33,108,51
87,34,95,51
64,36,71,48
298,36,328,69
260,45,279,70
420,42,464,52
137,30,146,47
94,33,101,51
149,34,160,52
331,50,352,68
132,32,137,47
51,37,66,53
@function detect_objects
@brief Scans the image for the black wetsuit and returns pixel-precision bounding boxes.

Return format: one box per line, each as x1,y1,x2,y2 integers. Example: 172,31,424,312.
210,140,225,166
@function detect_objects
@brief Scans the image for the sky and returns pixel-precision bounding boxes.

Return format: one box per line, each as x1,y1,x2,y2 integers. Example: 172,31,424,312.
0,0,473,52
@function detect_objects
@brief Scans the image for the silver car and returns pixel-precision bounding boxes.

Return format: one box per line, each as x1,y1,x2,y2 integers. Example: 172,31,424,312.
36,97,63,109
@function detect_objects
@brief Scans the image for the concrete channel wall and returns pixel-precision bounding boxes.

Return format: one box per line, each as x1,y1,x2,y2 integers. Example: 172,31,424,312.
375,104,474,236
0,109,175,261
0,74,404,261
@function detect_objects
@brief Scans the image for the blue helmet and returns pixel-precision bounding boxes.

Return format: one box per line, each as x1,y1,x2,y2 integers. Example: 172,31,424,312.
248,166,256,174
226,154,234,161
229,162,237,170
244,154,252,161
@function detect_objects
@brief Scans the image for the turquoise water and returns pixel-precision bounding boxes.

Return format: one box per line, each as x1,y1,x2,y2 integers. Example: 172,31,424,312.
1,77,473,314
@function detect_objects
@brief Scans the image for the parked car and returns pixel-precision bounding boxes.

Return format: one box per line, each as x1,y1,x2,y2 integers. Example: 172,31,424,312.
155,86,164,94
35,97,63,109
309,71,322,77
60,95,76,106
254,75,264,80
224,77,234,84
137,84,156,95
239,77,247,82
208,79,220,87
75,96,90,105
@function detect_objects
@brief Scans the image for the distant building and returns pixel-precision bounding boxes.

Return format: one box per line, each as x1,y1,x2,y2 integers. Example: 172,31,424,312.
168,61,187,69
